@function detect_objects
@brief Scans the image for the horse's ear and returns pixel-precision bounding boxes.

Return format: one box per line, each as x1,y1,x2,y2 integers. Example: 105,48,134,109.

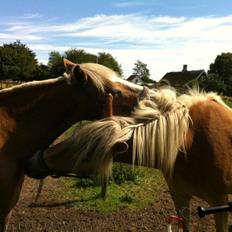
72,65,88,84
111,142,128,154
64,58,75,73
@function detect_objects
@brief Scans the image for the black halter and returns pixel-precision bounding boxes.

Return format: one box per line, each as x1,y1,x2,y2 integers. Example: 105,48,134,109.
138,86,150,101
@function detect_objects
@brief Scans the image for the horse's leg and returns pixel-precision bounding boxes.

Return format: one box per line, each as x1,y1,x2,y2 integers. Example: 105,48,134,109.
207,194,228,232
0,163,24,232
0,211,12,232
34,179,44,203
170,189,192,232
0,217,7,232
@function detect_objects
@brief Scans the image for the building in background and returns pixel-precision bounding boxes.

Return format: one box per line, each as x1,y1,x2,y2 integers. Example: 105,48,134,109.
160,65,207,90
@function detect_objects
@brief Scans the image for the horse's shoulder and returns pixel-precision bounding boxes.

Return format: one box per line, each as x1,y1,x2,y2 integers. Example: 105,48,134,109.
190,99,229,119
189,99,232,135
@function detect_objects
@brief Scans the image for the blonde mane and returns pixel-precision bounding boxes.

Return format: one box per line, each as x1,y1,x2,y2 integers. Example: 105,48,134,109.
70,117,134,182
79,63,118,93
67,88,228,182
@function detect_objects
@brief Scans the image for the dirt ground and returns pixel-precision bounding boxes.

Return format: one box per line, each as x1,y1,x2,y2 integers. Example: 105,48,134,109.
7,176,227,232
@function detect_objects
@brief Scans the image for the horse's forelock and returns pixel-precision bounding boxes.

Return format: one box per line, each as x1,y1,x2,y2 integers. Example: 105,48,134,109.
79,63,117,93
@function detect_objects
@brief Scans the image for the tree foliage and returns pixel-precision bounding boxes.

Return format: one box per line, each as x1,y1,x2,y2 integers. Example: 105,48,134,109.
200,52,232,96
48,51,64,78
209,53,232,79
97,52,123,76
48,49,122,77
199,74,227,93
0,41,38,80
65,49,97,64
132,60,153,83
34,64,51,80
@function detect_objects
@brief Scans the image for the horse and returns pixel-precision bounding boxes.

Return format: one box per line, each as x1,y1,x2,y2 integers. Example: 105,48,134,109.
27,88,232,232
0,58,151,231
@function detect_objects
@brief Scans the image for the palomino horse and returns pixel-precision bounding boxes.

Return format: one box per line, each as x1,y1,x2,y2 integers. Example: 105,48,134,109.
0,58,150,231
27,88,232,232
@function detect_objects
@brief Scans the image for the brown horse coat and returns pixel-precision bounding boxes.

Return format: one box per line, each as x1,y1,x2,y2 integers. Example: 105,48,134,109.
167,100,232,232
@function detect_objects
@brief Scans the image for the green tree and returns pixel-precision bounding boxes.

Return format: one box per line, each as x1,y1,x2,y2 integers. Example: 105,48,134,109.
48,49,123,77
199,73,227,94
65,49,97,64
97,52,123,76
133,60,153,83
34,63,51,80
48,51,64,78
209,52,232,79
0,41,38,80
201,52,232,96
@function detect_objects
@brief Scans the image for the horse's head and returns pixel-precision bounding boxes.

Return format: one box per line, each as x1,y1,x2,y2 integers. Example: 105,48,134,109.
64,59,153,120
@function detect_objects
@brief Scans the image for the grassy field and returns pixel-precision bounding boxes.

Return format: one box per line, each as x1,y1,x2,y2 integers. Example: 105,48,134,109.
58,165,165,213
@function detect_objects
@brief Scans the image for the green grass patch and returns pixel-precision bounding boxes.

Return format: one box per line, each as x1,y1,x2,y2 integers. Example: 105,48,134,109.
57,164,165,213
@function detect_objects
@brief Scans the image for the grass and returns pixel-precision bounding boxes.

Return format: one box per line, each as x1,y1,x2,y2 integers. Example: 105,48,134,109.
57,164,165,213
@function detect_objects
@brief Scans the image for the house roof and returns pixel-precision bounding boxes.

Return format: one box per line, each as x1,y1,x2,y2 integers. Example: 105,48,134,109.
126,74,140,81
160,69,206,86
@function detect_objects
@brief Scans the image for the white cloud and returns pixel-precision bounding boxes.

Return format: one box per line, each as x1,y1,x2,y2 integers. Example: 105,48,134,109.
1,14,232,80
114,1,148,7
22,13,43,19
29,44,70,52
114,1,159,8
0,33,43,41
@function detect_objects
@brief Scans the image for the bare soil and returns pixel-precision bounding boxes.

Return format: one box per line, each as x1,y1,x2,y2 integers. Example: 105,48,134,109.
8,176,224,232
7,133,230,231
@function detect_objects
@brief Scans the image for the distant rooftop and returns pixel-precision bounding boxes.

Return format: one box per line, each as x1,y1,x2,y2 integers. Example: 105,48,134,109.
160,65,206,87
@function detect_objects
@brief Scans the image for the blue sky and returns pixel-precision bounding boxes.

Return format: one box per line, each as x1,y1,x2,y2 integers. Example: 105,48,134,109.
1,0,232,80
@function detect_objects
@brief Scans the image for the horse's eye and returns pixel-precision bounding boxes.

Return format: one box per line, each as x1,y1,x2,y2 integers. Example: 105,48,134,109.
111,88,121,96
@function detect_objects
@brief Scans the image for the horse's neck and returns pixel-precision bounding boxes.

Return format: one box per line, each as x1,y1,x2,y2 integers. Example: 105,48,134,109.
0,81,77,157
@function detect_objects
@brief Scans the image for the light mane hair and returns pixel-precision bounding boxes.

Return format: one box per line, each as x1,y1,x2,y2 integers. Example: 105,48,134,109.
79,63,118,93
179,88,232,111
69,117,134,182
131,88,190,177
65,88,229,183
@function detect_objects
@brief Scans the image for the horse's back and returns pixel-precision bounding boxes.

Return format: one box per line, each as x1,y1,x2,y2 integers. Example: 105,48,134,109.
173,100,232,196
